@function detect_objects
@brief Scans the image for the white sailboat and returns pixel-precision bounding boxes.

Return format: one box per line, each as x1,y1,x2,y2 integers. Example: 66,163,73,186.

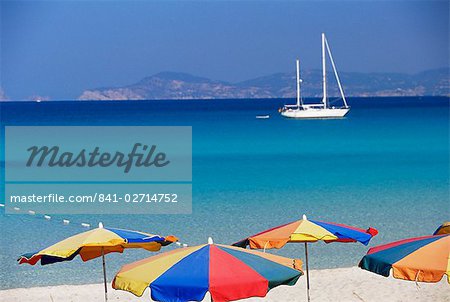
280,33,350,119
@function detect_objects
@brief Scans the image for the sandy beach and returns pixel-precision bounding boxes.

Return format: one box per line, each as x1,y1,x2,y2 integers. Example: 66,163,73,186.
1,267,448,302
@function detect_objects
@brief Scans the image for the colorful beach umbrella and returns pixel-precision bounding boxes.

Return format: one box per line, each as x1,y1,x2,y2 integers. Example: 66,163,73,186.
233,215,378,301
433,222,450,235
113,238,303,302
18,223,177,301
359,234,449,284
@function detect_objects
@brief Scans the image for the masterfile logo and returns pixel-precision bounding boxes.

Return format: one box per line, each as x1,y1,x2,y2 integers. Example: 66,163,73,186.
26,143,170,173
5,126,191,181
4,126,192,215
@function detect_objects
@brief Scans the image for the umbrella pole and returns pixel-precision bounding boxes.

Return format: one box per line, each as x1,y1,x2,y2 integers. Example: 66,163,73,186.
101,247,108,302
304,242,310,302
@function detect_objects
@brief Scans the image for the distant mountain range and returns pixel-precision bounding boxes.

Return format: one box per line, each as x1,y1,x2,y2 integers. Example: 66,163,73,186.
78,67,449,100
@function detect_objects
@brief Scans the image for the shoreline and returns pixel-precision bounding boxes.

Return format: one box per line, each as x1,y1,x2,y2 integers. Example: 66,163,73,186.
1,267,448,302
1,96,449,103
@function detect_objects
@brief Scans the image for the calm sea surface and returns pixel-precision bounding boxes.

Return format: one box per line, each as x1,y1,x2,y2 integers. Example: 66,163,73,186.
0,97,448,289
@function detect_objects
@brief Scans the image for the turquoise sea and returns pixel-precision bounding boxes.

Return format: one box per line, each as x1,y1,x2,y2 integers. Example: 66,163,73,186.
0,97,448,289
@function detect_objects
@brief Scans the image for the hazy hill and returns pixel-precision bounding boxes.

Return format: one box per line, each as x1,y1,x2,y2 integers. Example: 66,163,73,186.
0,88,8,101
78,68,449,100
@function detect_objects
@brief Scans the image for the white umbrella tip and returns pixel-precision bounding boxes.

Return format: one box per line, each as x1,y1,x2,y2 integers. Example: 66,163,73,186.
208,237,214,244
302,214,307,220
98,222,104,228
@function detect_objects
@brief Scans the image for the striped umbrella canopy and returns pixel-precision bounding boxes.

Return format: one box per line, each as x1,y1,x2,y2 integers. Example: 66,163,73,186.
232,215,378,301
359,234,449,283
434,222,450,235
113,239,303,302
18,223,177,301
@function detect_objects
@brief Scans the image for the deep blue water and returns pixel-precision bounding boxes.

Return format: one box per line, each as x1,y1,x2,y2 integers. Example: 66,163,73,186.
0,97,449,289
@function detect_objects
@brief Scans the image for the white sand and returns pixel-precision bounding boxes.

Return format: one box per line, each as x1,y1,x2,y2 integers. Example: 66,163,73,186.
1,267,448,302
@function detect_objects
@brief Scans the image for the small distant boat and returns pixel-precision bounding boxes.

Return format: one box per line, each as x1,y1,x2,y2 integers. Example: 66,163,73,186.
256,115,270,119
280,33,350,119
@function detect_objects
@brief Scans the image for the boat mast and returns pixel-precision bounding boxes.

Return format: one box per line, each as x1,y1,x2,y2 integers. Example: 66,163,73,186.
321,33,327,108
296,59,301,107
324,36,349,108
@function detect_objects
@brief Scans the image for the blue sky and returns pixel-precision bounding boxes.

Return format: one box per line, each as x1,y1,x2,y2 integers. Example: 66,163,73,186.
1,0,448,99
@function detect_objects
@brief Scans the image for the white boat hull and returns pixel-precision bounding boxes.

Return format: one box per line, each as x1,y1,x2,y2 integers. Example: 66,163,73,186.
281,107,350,119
